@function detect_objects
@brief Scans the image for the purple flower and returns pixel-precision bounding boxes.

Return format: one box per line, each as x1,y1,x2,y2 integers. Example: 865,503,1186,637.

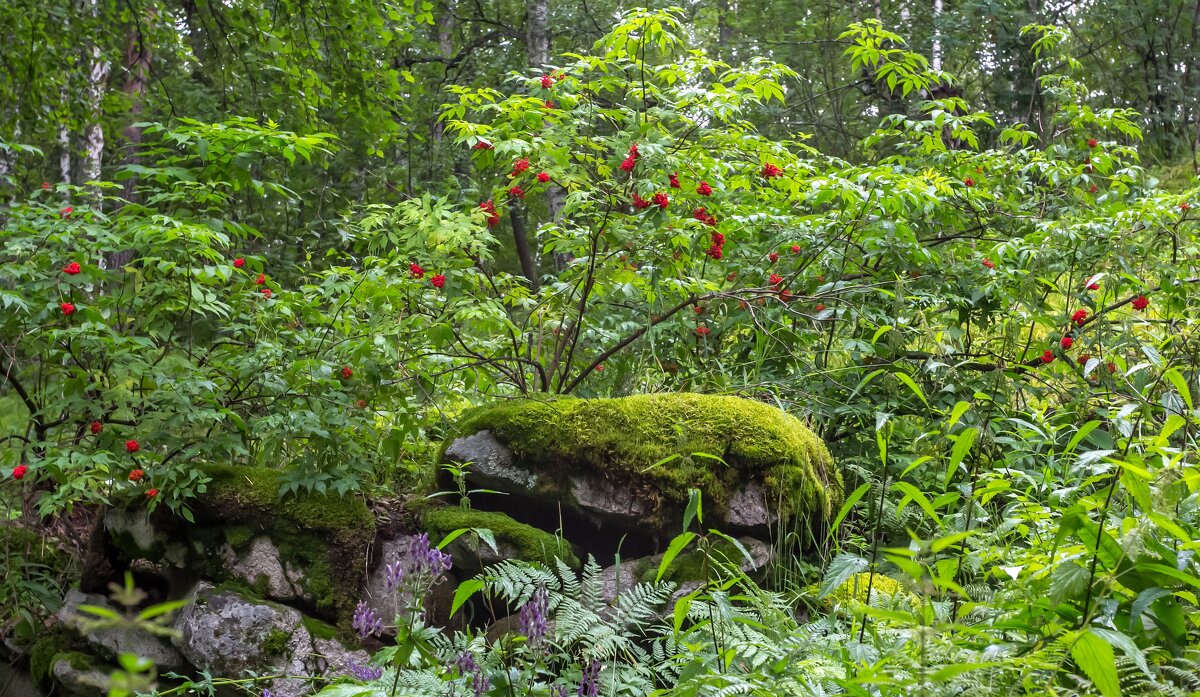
550,686,568,697
352,601,383,639
343,658,384,682
384,559,404,592
577,659,600,697
472,669,490,697
455,651,477,676
518,585,549,647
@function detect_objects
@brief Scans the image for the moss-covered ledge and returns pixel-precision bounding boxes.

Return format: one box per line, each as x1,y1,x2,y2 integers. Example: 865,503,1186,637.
423,507,580,569
442,394,842,525
188,464,375,626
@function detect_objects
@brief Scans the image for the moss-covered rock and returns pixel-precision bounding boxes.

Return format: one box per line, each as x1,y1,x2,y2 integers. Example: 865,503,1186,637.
192,465,375,626
423,507,580,569
824,573,916,609
442,394,842,529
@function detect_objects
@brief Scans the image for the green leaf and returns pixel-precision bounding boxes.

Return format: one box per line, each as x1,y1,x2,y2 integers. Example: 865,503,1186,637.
656,532,697,582
1070,629,1120,697
826,482,871,542
894,371,930,409
450,579,483,617
818,553,869,599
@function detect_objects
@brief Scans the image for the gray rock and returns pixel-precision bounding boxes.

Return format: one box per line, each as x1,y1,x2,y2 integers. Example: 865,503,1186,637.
57,589,188,672
726,482,777,529
103,508,189,566
444,431,538,490
219,536,313,606
173,582,368,697
50,655,111,696
568,473,650,522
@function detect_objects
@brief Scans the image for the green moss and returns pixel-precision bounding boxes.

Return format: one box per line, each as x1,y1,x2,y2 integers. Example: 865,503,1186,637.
635,539,746,584
423,507,580,569
825,573,915,609
193,464,376,627
28,634,68,686
302,615,340,641
447,394,842,522
262,628,292,656
223,525,255,549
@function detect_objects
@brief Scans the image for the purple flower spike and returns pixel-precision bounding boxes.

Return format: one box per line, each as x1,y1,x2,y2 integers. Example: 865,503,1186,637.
518,585,549,647
472,669,490,697
344,658,384,682
352,600,383,639
578,659,601,697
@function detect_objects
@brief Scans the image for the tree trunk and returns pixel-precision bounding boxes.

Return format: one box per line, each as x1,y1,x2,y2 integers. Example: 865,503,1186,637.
82,0,109,189
717,0,733,61
121,16,151,202
510,206,539,291
524,0,567,271
932,0,943,72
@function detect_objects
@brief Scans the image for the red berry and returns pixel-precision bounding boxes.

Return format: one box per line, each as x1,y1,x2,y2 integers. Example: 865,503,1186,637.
693,305,704,314
543,100,555,109
761,163,782,179
12,464,28,480
1086,281,1100,291
1183,202,1192,211
410,262,425,279
1077,354,1090,365
619,156,636,172
60,302,76,315
982,258,995,269
697,181,713,196
233,257,245,268
1088,184,1098,193
126,439,140,453
431,274,446,289
145,488,158,499
508,185,526,199
790,245,800,254
632,194,651,210
768,253,779,263
60,206,73,217
816,303,825,312
341,366,353,379
695,325,711,337
128,469,145,482
668,173,680,189
1041,350,1054,364
255,273,266,285
63,261,82,275
540,75,553,88
472,141,493,150
769,274,784,286
1071,309,1088,326
1131,295,1149,311
963,177,975,187
537,172,551,183
41,182,50,190
595,364,605,372
512,158,530,175
261,288,272,298
1087,138,1098,148
480,200,500,228
355,399,368,409
652,192,669,209
1107,361,1117,373
90,421,102,434
1060,336,1074,349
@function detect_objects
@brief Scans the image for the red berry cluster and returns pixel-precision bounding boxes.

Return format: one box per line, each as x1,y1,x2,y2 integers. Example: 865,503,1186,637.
480,200,500,227
761,163,783,179
619,143,639,173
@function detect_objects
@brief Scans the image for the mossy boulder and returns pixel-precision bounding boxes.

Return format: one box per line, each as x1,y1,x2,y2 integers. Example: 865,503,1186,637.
103,464,375,626
173,581,369,697
441,394,841,534
823,573,916,609
424,507,580,570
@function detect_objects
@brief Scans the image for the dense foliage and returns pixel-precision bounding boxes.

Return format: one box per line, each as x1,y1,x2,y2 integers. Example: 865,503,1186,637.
4,3,1200,696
